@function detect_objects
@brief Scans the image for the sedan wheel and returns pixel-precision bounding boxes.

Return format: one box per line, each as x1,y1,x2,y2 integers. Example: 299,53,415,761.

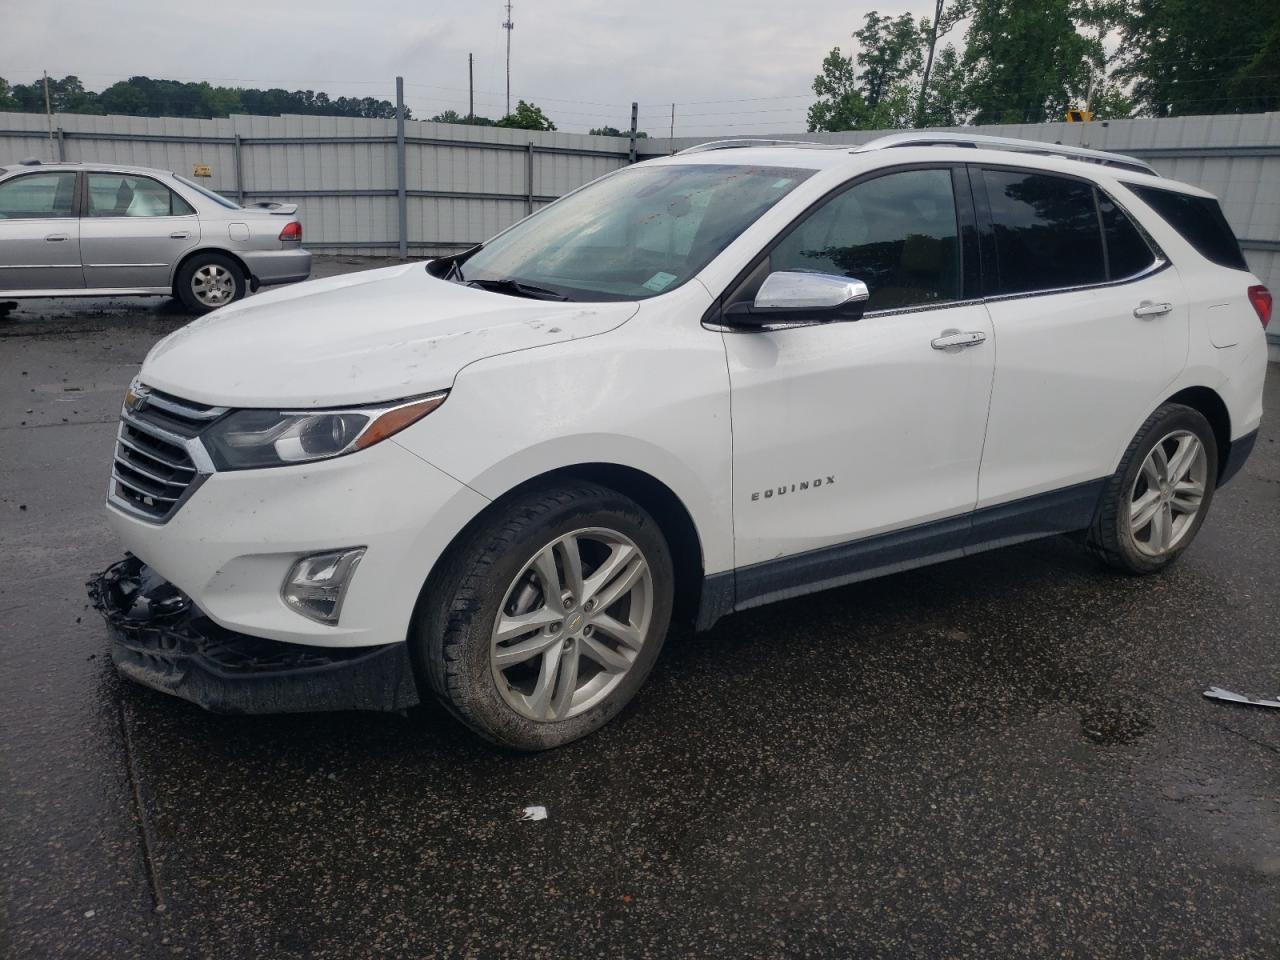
490,528,654,722
191,263,237,307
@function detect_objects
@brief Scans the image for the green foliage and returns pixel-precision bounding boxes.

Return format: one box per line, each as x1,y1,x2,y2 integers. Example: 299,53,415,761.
1115,0,1280,116
808,46,915,132
495,100,557,131
0,75,408,120
959,0,1103,124
588,125,648,138
430,109,496,126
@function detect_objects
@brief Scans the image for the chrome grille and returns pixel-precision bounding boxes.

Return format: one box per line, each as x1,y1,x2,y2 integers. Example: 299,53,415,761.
110,387,225,523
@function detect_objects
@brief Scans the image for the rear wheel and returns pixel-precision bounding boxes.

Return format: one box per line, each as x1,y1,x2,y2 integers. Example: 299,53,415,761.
175,252,246,313
415,483,674,750
1087,403,1218,573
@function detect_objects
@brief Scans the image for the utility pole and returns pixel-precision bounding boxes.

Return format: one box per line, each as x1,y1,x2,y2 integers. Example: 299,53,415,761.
395,76,407,258
468,53,475,120
43,71,55,157
669,103,675,144
628,101,638,164
503,1,514,117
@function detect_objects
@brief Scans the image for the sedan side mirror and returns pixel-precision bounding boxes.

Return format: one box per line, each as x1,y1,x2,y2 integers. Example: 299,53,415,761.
722,271,870,328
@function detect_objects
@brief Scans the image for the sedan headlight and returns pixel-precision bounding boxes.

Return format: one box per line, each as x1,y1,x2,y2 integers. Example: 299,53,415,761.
202,392,447,470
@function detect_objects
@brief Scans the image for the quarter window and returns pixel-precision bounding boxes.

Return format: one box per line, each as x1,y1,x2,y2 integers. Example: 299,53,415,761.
0,172,77,219
1098,193,1157,280
86,173,194,217
769,168,961,312
982,170,1105,295
1128,184,1247,271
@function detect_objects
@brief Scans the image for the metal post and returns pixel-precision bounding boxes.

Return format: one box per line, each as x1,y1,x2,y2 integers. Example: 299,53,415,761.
525,141,534,215
669,103,675,152
468,54,475,121
43,71,55,159
56,126,66,162
395,76,408,258
233,134,244,203
629,102,638,164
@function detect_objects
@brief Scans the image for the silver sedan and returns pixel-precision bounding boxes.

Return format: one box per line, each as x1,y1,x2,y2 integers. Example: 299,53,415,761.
0,159,311,313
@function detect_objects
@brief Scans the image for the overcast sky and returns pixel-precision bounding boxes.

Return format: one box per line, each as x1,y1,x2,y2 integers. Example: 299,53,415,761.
0,0,925,135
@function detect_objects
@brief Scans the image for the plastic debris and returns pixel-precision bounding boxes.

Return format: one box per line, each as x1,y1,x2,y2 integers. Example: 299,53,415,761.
520,805,548,821
1203,686,1280,709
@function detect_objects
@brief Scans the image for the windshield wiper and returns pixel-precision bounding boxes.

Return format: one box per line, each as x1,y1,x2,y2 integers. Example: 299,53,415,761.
466,278,569,301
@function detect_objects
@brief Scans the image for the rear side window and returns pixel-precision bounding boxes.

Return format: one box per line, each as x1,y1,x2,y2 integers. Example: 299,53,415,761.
87,173,194,217
1098,194,1157,279
1128,185,1247,271
982,169,1105,295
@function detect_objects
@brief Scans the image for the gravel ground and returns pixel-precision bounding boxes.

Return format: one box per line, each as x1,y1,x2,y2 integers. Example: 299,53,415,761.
2,258,1278,959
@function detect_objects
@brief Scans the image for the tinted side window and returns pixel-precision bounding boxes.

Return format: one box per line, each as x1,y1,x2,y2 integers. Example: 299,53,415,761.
0,172,77,219
1129,185,1246,271
770,168,960,312
982,170,1105,295
1098,193,1156,280
87,173,189,217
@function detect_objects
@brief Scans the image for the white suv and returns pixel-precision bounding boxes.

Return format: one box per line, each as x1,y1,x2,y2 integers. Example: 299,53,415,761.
90,135,1270,749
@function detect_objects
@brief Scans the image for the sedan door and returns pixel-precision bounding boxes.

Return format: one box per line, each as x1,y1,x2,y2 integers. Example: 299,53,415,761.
79,172,200,289
0,171,84,291
718,166,995,605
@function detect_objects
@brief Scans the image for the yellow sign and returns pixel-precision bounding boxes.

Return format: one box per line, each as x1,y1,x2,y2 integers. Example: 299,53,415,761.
1065,109,1093,123
192,163,213,178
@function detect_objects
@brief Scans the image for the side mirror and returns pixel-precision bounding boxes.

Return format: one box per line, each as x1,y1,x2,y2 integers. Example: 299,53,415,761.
722,271,870,328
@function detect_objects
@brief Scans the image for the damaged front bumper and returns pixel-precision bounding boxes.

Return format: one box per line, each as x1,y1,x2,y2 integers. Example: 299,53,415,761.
87,556,420,714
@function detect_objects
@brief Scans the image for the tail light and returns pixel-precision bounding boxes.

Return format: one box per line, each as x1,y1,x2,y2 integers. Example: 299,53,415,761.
1247,285,1271,329
279,221,302,242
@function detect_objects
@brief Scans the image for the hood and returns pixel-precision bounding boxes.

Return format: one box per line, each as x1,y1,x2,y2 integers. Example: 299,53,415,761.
141,263,639,407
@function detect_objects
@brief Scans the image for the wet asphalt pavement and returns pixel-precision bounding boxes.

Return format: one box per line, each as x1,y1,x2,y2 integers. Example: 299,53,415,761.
2,259,1278,958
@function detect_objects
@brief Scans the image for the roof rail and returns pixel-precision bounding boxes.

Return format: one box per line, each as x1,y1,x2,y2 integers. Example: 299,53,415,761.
676,138,829,155
854,132,1159,177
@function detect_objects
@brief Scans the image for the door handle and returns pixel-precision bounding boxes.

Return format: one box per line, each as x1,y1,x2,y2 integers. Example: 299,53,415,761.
169,231,191,239
1133,300,1173,319
44,232,68,242
931,330,987,350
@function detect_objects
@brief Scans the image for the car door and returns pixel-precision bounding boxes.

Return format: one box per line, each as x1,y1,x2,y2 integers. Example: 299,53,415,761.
79,172,200,289
972,165,1189,513
0,170,84,291
717,165,995,602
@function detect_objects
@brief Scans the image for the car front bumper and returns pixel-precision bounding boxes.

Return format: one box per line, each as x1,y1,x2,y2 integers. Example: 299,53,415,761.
242,247,312,286
103,437,490,649
88,556,419,713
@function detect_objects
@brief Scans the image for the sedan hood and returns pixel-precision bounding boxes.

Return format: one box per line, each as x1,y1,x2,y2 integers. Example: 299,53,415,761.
141,263,639,407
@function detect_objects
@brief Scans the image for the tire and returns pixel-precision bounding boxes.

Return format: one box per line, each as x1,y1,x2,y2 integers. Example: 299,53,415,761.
414,483,675,750
1087,403,1218,574
175,252,246,314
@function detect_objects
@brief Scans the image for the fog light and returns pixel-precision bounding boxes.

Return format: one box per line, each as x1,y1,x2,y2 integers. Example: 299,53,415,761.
282,548,366,624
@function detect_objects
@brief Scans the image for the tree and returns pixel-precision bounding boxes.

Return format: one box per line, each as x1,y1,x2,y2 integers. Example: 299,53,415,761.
588,125,647,138
959,0,1103,124
495,99,557,131
916,1,970,126
917,44,967,127
855,12,923,109
1115,0,1280,116
430,109,495,126
0,77,16,110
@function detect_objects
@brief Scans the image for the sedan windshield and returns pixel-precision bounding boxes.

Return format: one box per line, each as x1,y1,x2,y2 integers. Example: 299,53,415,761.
458,163,814,301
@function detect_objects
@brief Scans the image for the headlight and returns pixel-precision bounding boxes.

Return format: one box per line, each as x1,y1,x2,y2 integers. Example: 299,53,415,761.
202,392,447,470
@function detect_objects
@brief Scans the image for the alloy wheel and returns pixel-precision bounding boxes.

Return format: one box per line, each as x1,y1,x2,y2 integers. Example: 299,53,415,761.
1127,429,1208,557
191,264,236,307
490,527,653,722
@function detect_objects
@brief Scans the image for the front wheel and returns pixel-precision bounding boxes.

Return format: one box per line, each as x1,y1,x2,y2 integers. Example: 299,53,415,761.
1087,403,1218,574
415,483,674,750
175,253,246,314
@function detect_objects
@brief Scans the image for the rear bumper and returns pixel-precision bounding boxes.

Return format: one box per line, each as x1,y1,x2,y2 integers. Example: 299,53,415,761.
88,556,419,714
1219,428,1259,487
242,247,312,286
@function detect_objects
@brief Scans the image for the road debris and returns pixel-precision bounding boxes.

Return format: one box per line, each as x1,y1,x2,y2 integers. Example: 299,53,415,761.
520,805,548,821
1203,686,1280,709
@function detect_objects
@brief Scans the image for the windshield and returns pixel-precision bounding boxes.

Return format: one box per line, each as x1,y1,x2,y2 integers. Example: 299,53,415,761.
458,163,814,301
175,174,240,210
